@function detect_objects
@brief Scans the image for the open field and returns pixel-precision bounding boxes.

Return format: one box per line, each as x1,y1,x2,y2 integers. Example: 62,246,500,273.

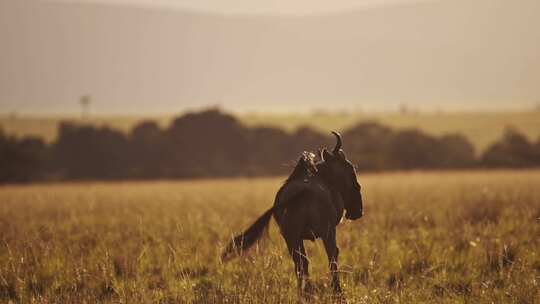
2,111,540,151
1,170,539,303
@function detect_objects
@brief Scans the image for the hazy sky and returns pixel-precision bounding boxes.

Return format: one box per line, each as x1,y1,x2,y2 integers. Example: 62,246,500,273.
1,0,539,114
58,0,431,15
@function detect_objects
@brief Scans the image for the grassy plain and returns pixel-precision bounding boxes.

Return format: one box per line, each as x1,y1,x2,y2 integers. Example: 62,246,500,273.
2,111,540,151
1,170,539,303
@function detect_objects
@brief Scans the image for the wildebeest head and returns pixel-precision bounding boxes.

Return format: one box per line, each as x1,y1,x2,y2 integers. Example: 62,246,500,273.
321,131,364,220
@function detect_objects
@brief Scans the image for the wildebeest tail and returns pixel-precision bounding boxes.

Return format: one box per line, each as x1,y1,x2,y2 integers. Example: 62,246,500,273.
221,208,273,261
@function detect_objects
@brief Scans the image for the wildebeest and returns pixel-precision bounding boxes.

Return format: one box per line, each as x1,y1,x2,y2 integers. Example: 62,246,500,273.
222,131,364,296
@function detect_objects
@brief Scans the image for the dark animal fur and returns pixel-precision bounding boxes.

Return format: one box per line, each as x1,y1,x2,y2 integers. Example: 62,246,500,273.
221,132,363,296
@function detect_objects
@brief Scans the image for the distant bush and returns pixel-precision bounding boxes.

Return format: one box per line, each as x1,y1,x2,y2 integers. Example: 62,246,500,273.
481,128,540,168
165,109,250,177
1,110,539,183
343,123,476,170
0,128,48,183
343,122,394,171
129,121,166,178
388,129,444,169
245,126,292,175
437,134,476,168
53,122,131,179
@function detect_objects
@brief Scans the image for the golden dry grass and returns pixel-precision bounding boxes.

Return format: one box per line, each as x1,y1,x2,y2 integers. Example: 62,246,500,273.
1,170,539,303
2,111,540,151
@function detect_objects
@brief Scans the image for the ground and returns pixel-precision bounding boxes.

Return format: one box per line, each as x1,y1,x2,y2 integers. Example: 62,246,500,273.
1,170,539,303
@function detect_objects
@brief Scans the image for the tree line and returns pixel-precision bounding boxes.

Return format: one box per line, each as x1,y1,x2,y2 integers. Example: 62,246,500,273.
1,109,540,183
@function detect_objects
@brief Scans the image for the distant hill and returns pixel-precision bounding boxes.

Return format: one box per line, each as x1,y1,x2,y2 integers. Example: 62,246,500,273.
1,0,539,114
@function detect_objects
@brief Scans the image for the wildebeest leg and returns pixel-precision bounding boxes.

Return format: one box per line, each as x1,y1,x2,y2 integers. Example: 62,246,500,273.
297,242,313,293
285,235,312,293
281,203,312,294
323,229,342,294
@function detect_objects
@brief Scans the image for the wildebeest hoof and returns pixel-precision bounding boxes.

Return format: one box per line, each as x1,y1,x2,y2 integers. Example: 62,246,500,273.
301,280,316,295
331,283,343,294
332,292,347,304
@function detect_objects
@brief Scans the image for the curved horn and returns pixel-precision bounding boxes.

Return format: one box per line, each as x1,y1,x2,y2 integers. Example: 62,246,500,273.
331,131,342,154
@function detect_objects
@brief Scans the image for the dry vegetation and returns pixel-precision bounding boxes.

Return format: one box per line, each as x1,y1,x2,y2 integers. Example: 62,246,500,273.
2,111,540,151
1,170,539,303
242,111,540,152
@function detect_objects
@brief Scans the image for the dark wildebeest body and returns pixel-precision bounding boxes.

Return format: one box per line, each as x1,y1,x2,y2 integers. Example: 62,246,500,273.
222,132,363,296
274,167,344,241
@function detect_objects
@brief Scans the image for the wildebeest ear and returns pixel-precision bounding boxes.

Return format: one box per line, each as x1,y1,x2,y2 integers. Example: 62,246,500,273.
322,149,334,161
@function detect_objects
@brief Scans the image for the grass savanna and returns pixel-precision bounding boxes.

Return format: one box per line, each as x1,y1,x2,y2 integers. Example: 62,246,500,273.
2,110,540,151
1,170,539,303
